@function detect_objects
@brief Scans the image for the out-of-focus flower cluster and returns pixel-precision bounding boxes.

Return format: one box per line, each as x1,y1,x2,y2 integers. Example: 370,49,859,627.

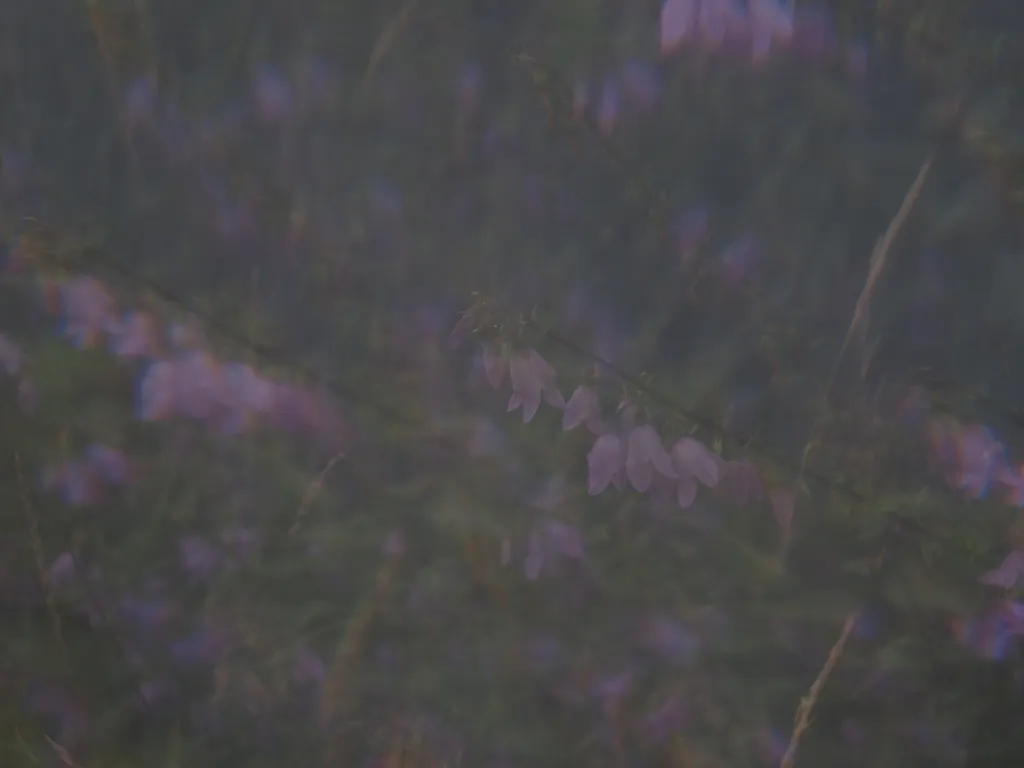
31,272,345,506
48,272,344,442
660,0,866,74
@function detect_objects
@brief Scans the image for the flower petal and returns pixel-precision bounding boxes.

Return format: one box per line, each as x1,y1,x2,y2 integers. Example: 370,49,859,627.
482,343,505,389
676,475,697,508
587,434,624,495
671,437,721,487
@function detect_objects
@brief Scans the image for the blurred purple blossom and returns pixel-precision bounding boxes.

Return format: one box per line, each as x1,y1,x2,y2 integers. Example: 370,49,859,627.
60,275,117,348
660,0,699,57
670,436,722,508
84,443,129,485
626,425,677,492
48,552,78,589
619,61,661,113
955,424,1005,499
481,342,505,388
980,551,1024,590
108,311,158,358
562,385,603,434
252,65,294,123
641,614,700,665
42,460,98,507
507,348,564,423
587,433,626,495
178,535,221,581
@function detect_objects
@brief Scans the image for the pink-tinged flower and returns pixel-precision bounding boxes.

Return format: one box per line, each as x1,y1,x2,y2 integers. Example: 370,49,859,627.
507,348,564,423
481,343,505,389
660,0,699,57
952,613,1012,661
85,443,129,485
562,385,603,433
252,65,293,123
749,0,795,58
587,433,626,495
108,311,157,358
620,61,661,113
175,352,225,420
980,551,1024,590
60,275,117,348
670,436,721,508
447,311,475,350
955,424,1004,500
626,425,676,492
178,535,220,581
699,0,748,49
791,7,839,62
137,360,178,421
42,460,98,507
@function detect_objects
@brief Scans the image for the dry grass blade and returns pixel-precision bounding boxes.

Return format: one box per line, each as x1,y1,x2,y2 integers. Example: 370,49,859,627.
780,611,859,768
16,450,71,674
797,154,934,484
290,451,345,534
364,0,420,84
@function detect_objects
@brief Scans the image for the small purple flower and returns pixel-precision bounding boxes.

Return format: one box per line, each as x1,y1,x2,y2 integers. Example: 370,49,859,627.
136,359,178,421
980,551,1024,590
626,425,677,492
562,385,603,433
481,343,505,389
587,433,626,495
85,443,129,485
178,535,221,581
507,348,565,423
60,275,117,348
955,424,1004,500
108,311,157,358
252,65,293,123
670,437,722,507
660,0,700,56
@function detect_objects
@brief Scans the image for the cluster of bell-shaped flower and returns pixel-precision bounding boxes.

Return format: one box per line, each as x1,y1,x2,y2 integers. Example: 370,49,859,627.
450,312,766,512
